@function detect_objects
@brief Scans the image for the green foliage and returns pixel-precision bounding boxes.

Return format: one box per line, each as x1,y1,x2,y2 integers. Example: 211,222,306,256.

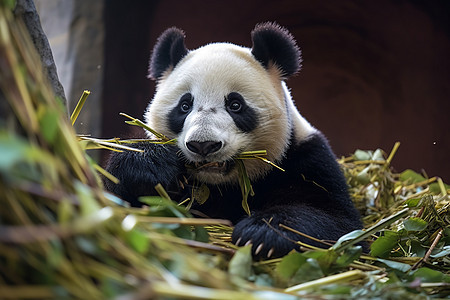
400,169,426,183
229,245,253,279
236,159,254,216
403,218,428,232
370,231,399,258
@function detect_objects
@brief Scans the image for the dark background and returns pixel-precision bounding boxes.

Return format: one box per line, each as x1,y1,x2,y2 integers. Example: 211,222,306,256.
102,0,450,181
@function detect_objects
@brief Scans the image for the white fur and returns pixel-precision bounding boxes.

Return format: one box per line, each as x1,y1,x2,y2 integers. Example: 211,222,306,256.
282,82,317,143
144,43,316,184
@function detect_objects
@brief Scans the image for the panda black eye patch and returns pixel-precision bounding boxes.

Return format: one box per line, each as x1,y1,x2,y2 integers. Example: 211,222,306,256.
225,92,258,132
168,93,193,134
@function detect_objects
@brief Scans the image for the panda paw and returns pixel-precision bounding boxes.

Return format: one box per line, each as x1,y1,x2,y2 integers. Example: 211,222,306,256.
231,214,299,259
104,142,182,206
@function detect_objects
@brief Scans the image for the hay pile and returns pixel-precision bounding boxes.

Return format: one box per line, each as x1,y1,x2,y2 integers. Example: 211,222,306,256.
0,3,449,299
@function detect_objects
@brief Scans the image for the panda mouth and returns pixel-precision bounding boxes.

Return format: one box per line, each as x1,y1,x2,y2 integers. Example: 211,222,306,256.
189,160,234,173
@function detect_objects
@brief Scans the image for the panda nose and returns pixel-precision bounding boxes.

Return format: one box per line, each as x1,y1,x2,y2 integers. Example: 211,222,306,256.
186,141,222,157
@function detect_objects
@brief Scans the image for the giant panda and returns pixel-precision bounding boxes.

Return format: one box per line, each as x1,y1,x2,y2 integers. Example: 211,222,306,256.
104,22,363,259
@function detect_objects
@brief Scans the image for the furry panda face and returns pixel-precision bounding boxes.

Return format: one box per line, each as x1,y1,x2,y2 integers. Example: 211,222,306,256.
145,44,290,184
144,23,314,185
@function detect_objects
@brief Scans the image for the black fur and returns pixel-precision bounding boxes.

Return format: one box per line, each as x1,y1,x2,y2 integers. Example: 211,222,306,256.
104,142,184,207
168,93,193,134
225,92,259,133
251,22,302,77
148,27,189,80
231,132,363,258
104,132,363,258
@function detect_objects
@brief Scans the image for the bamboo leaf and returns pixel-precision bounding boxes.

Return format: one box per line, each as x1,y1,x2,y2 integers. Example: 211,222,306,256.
403,218,428,232
229,245,252,279
400,169,426,184
377,259,411,272
370,231,399,258
236,160,253,216
126,229,150,254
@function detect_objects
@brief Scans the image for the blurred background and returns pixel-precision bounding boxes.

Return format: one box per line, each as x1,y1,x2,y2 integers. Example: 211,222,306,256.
35,0,449,181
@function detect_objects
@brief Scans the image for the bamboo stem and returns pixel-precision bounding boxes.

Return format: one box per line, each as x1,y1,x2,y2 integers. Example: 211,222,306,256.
70,90,90,125
285,270,366,293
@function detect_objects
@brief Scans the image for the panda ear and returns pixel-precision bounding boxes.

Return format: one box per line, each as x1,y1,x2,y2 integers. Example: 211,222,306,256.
251,22,302,77
148,27,189,80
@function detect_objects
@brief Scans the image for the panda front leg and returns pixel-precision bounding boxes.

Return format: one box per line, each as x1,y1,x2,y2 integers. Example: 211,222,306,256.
103,142,183,207
232,204,361,259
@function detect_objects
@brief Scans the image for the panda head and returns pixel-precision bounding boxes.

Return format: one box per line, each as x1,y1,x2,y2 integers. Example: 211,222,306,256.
144,22,304,185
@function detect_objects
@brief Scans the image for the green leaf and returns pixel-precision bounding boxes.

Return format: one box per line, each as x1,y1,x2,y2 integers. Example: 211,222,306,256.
319,284,352,296
399,169,426,183
335,246,362,268
290,258,324,284
412,267,445,283
356,167,371,184
332,230,365,251
431,246,450,258
229,245,253,279
139,196,166,206
409,239,427,257
304,250,339,274
173,225,198,240
371,149,384,161
139,196,189,218
253,273,274,287
354,149,371,161
193,226,210,243
236,160,254,216
192,183,210,205
405,198,421,208
126,229,150,254
429,182,450,194
370,231,399,258
333,209,409,254
403,218,428,232
377,258,410,272
276,251,307,280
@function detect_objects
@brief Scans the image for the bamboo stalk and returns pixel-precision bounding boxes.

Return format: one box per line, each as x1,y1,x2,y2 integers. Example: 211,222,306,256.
70,90,90,125
136,216,232,226
285,270,366,293
386,142,401,165
0,286,54,299
120,112,173,142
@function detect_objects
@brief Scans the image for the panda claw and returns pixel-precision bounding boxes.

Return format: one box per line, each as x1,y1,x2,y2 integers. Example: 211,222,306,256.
244,239,252,246
255,243,264,255
235,237,242,246
267,247,275,258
